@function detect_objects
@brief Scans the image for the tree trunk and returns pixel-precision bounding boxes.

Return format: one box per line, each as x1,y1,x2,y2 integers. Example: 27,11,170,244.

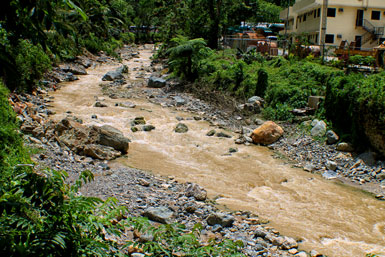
207,0,222,49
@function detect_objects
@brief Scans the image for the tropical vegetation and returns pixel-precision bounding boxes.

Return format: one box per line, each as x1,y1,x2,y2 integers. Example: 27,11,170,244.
2,0,385,256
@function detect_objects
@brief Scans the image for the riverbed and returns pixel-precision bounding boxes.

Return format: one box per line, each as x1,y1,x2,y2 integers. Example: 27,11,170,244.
48,45,385,257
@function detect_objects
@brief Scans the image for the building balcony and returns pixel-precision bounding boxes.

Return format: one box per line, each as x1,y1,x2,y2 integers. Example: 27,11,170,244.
280,7,294,20
293,0,321,14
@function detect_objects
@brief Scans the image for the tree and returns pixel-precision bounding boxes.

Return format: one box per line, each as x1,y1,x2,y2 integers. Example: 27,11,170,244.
167,36,212,81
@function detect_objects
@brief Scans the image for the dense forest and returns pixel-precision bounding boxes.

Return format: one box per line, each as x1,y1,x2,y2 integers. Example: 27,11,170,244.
0,0,287,91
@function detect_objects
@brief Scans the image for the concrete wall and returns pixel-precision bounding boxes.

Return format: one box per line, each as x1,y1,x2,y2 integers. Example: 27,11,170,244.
296,9,321,34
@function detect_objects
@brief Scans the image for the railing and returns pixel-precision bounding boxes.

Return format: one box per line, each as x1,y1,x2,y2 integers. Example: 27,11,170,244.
363,19,376,33
363,19,384,36
375,27,384,36
361,31,374,46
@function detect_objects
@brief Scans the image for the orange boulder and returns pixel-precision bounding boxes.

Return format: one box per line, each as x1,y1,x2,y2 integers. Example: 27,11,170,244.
251,121,284,145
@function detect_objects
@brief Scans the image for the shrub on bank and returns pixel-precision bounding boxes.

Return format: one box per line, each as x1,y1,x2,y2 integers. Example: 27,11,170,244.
14,40,52,90
325,71,385,152
0,81,126,256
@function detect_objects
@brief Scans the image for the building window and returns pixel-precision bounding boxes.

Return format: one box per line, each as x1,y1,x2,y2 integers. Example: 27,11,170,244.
327,8,336,17
303,14,307,21
314,10,317,18
325,34,334,43
372,11,381,20
317,8,321,17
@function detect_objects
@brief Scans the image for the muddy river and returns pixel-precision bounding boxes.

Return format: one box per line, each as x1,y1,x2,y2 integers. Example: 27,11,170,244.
49,45,385,257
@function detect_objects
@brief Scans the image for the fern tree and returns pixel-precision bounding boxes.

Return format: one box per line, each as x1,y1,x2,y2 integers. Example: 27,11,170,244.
167,36,212,81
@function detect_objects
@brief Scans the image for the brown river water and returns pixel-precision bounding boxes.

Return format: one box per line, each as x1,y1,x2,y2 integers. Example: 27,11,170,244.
49,45,385,257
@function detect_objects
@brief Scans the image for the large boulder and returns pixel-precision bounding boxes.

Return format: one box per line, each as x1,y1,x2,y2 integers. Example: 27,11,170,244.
90,125,130,153
143,207,174,224
311,120,327,137
52,118,130,160
102,65,128,81
54,118,91,151
60,64,87,75
326,130,339,144
207,213,235,227
148,77,166,88
83,144,121,160
251,121,284,145
75,56,92,68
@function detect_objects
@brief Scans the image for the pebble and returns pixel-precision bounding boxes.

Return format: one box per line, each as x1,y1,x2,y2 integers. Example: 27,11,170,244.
325,160,337,171
206,130,216,136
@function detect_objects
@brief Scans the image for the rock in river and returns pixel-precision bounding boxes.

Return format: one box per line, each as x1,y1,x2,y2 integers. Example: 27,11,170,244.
174,123,188,133
91,125,130,153
148,76,166,88
102,65,128,81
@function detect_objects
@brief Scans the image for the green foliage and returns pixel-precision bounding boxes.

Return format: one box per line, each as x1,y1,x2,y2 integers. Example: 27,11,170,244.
0,82,28,169
263,104,294,121
348,55,376,66
0,0,285,89
167,36,212,81
14,40,52,90
325,71,385,148
127,218,245,256
255,68,268,97
0,82,126,256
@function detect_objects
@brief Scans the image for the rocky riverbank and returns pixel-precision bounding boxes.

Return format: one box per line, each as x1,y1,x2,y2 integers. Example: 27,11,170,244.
13,45,308,256
31,140,306,257
12,44,385,256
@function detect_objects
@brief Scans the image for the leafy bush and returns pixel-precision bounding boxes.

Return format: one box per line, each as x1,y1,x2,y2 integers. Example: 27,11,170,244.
0,82,126,256
46,32,80,61
127,218,244,256
263,104,294,121
121,32,135,44
348,55,375,66
0,82,28,169
14,40,51,90
255,68,268,97
325,71,385,149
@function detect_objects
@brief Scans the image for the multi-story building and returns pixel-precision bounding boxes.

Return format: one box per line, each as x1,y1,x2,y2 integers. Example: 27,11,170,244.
280,0,385,49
